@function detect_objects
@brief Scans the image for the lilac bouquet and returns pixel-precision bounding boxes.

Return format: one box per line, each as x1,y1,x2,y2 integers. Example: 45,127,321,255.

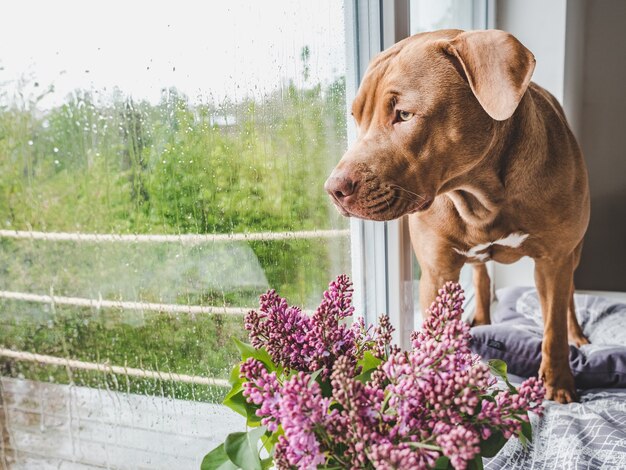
202,276,544,470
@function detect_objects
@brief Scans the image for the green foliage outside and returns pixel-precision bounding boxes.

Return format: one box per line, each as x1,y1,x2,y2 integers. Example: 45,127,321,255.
0,63,350,402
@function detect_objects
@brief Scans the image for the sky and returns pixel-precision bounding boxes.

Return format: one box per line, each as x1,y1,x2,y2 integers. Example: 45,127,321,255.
0,0,346,108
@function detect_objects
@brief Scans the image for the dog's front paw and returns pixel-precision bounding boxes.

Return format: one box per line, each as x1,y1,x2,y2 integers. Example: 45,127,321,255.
471,317,491,327
568,324,590,347
568,330,590,348
539,363,578,404
471,308,491,326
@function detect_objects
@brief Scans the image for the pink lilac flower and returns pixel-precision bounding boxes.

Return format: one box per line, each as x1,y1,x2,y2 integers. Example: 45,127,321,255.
327,356,384,468
277,372,329,469
245,275,361,377
372,314,400,359
239,358,282,431
244,290,315,370
305,275,359,376
238,279,545,470
369,441,439,470
434,424,481,470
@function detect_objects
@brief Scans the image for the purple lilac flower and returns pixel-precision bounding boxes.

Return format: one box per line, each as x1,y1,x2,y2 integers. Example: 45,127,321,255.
239,358,282,431
372,314,400,359
369,441,439,470
245,275,361,377
244,290,315,370
377,281,541,468
238,278,545,470
477,376,545,438
277,372,329,469
434,424,481,470
274,437,295,470
305,275,358,376
327,356,385,467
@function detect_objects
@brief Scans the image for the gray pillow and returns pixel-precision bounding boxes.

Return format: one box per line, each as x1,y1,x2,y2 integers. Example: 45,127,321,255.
470,287,626,389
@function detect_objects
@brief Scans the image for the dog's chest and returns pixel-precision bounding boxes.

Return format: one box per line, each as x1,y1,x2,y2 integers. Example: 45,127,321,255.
452,232,529,263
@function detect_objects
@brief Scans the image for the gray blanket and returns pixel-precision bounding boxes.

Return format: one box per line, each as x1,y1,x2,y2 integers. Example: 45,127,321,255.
483,289,626,468
485,387,626,469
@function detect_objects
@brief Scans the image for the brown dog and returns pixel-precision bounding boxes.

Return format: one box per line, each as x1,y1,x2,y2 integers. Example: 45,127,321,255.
324,29,590,404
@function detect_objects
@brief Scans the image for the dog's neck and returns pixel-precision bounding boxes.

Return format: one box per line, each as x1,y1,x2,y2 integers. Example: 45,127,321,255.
439,126,513,227
437,98,541,228
443,185,502,226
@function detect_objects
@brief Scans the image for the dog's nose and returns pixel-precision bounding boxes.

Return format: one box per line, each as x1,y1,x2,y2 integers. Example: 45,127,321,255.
324,172,357,201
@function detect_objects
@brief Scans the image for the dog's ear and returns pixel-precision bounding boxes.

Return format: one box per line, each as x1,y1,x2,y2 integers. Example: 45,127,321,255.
444,30,536,121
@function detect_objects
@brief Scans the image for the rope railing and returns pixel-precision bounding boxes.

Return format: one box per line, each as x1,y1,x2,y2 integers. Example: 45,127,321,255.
0,227,330,385
0,230,332,387
0,290,255,315
0,228,339,313
0,228,350,244
0,348,230,387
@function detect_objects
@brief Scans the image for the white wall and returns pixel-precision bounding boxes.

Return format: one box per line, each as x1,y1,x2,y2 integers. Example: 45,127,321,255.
496,0,568,101
492,0,569,291
492,0,626,292
409,0,474,33
574,0,626,291
563,0,586,139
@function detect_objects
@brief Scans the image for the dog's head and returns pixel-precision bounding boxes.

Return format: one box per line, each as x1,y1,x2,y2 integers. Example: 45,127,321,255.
325,29,535,220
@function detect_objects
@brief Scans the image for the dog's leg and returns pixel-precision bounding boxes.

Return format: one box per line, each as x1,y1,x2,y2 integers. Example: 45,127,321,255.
418,262,463,318
410,227,465,318
568,242,589,347
535,255,578,403
568,283,589,347
472,263,491,325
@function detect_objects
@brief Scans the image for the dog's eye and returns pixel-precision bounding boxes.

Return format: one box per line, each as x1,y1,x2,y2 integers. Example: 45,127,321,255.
397,110,414,122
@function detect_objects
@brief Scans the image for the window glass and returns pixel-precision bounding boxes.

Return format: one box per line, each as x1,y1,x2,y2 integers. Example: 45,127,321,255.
409,0,478,321
0,1,348,467
410,0,474,32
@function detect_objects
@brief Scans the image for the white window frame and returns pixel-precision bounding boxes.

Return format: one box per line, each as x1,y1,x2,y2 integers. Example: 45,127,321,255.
345,0,493,348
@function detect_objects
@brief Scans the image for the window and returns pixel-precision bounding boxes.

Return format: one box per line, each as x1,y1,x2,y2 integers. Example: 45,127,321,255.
0,1,349,467
408,0,490,324
0,1,489,467
349,0,489,343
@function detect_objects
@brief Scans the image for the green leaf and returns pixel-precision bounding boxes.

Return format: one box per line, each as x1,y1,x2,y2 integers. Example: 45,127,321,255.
309,367,323,386
487,359,508,379
232,338,276,370
224,376,243,402
518,431,528,449
201,444,239,470
222,388,263,426
319,376,333,397
487,359,517,392
354,368,376,384
355,350,383,383
246,409,263,427
224,427,267,470
479,430,508,458
262,425,283,453
229,363,242,386
468,455,484,470
260,457,274,470
519,419,533,448
434,456,452,469
358,350,383,371
223,389,248,418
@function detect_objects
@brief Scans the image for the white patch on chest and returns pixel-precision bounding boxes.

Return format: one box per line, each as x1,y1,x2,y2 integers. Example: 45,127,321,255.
453,232,529,262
